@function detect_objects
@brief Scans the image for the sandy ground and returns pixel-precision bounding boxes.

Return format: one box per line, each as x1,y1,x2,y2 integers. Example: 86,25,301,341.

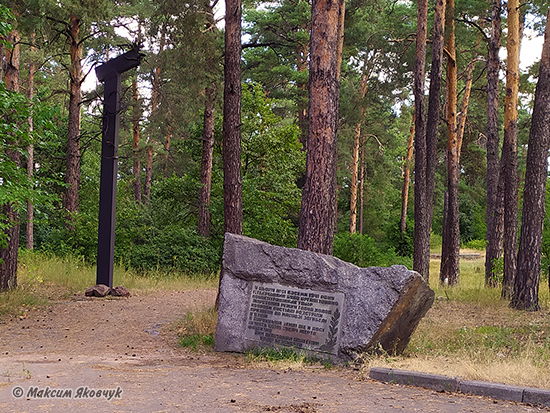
0,289,546,412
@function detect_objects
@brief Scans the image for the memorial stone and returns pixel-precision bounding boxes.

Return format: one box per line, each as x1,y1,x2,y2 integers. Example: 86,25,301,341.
215,234,435,361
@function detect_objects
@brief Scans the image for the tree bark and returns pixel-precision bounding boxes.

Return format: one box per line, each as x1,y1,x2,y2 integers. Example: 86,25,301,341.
144,145,153,201
26,32,35,250
132,77,142,204
350,75,368,235
400,112,415,234
501,0,520,300
349,120,361,234
412,0,429,279
63,15,82,221
456,60,477,163
222,0,243,236
511,9,550,312
1,29,20,291
440,0,460,286
413,0,442,281
485,0,503,287
359,134,365,235
297,0,345,255
198,83,216,238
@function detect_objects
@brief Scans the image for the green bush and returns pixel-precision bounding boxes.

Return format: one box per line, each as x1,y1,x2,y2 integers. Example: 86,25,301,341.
463,239,487,250
122,226,221,275
333,233,412,268
385,218,414,257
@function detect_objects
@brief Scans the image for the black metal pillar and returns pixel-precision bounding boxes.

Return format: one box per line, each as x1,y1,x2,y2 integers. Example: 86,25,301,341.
95,47,142,288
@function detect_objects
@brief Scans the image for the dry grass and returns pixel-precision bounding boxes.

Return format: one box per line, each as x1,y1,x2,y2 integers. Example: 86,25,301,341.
0,250,218,318
174,307,218,351
364,253,550,389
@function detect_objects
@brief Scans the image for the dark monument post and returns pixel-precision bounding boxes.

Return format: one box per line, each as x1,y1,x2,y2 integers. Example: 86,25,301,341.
95,46,143,288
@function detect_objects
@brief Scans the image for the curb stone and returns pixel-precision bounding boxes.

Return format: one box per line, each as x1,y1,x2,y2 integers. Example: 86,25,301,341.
369,367,550,408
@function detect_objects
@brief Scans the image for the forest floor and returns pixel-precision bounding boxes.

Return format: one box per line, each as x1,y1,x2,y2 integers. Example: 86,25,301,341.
0,288,547,412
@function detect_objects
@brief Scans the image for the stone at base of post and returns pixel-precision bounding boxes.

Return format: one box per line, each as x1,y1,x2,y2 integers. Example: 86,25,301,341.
84,284,131,298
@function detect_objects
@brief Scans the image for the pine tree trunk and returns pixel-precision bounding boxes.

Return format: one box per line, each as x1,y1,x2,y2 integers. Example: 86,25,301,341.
440,0,460,286
132,77,142,203
297,0,344,255
1,29,20,291
144,146,153,201
222,0,243,236
26,32,35,250
413,0,443,281
456,60,477,163
511,9,550,312
412,0,429,278
359,134,365,235
199,84,216,238
485,0,503,287
64,15,82,221
163,124,172,174
400,113,415,234
501,0,520,300
350,72,369,235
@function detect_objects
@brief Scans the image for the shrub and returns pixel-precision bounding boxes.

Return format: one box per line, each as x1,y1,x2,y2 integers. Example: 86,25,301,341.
122,226,221,275
463,239,487,250
333,233,412,268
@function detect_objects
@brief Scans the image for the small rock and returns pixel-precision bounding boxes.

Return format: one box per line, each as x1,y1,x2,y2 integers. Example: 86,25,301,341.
111,286,131,297
85,284,110,297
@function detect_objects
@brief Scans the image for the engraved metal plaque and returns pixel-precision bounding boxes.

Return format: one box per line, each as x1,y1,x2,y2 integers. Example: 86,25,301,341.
245,282,344,354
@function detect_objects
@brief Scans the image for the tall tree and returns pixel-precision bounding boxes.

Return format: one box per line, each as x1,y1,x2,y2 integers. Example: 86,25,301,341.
26,31,35,249
412,0,430,279
132,75,142,204
400,112,415,234
501,0,520,299
512,8,550,312
223,0,243,235
0,25,20,290
413,0,445,280
485,0,503,287
198,83,216,238
349,71,369,234
297,0,345,254
63,14,82,220
440,0,460,286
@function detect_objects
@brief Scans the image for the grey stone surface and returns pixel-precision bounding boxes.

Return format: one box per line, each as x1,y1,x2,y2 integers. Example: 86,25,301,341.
370,367,459,392
523,387,550,407
458,380,524,402
215,234,435,361
84,284,110,297
111,286,131,297
370,366,550,408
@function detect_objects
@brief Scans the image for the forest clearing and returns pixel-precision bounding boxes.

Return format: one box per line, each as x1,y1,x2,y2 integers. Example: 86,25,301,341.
2,2,550,409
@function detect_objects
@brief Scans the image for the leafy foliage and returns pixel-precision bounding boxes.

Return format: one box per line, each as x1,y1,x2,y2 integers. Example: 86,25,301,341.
333,233,412,268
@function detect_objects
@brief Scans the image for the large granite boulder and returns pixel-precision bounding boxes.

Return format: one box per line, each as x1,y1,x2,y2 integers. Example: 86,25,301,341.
215,234,434,361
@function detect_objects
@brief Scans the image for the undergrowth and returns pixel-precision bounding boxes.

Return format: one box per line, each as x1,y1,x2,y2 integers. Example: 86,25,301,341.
0,250,218,318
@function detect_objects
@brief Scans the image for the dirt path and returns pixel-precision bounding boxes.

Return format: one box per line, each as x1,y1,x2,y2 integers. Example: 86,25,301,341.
0,290,545,412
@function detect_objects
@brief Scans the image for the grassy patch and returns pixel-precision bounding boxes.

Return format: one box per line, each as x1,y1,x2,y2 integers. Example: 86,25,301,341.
246,347,334,370
0,250,218,318
364,254,550,389
176,308,218,351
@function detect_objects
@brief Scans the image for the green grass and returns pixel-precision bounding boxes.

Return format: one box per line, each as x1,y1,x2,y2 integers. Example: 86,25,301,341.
0,250,218,318
175,307,218,351
246,346,334,369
